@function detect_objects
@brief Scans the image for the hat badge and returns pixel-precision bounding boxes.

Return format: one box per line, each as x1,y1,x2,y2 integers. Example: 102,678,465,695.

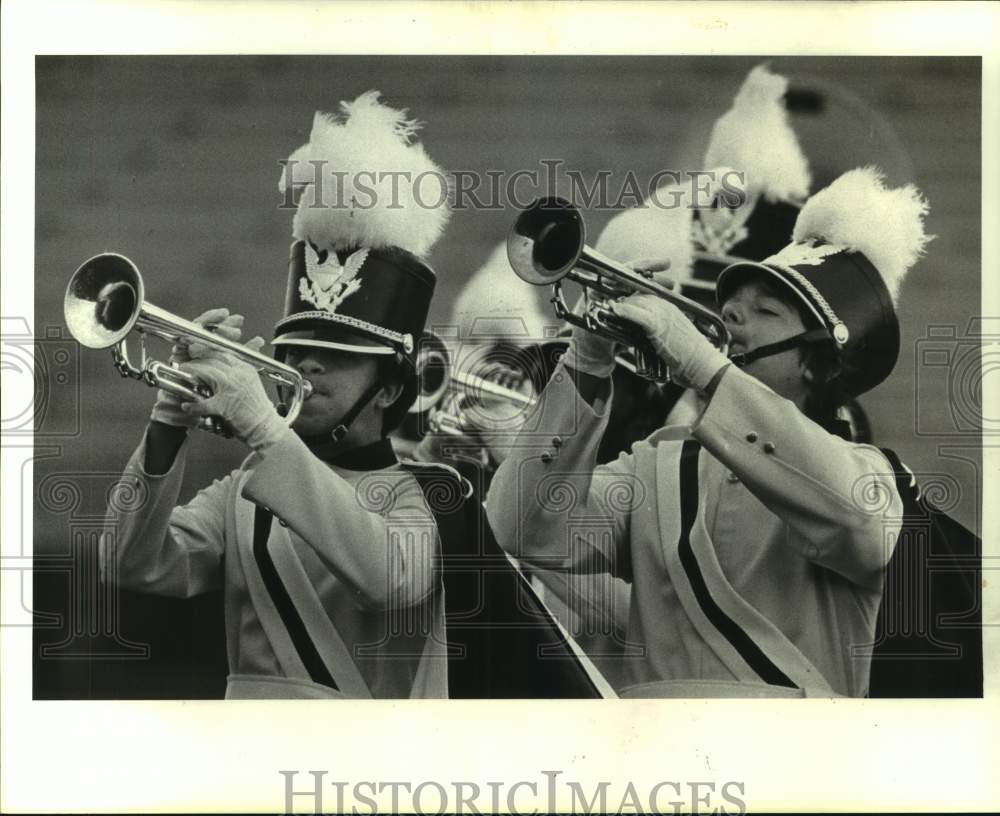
766,241,842,269
691,197,756,256
299,245,368,314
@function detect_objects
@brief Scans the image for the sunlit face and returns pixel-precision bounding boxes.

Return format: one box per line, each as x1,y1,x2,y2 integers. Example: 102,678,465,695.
282,345,380,438
720,277,810,405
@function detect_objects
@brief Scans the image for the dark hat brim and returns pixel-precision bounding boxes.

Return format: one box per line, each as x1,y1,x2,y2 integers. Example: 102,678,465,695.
272,318,401,356
716,260,829,332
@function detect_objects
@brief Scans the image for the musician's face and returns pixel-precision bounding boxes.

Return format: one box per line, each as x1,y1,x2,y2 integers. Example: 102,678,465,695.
721,278,810,406
282,345,383,440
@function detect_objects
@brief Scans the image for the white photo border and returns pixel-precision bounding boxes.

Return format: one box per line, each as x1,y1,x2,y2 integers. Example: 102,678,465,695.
2,1,998,812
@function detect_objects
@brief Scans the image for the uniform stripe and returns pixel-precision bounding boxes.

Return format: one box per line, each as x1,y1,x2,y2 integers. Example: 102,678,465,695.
401,462,605,698
676,441,796,689
252,506,339,691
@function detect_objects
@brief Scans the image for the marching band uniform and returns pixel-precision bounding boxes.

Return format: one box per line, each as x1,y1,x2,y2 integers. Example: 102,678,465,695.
529,65,813,688
487,167,931,697
104,92,453,699
107,433,447,699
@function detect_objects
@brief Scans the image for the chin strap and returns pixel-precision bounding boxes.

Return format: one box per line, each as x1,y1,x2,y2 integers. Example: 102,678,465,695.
329,380,385,443
728,328,832,368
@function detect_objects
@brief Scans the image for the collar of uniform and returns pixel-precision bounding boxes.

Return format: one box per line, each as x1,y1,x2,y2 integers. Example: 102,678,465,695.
299,435,398,471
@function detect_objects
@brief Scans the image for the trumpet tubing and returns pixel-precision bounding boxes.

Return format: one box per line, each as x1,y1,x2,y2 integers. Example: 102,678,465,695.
450,370,537,408
64,252,312,432
507,196,731,381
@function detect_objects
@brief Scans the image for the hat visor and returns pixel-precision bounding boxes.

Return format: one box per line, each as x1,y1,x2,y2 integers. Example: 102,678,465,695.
272,325,397,356
271,336,396,355
716,260,828,331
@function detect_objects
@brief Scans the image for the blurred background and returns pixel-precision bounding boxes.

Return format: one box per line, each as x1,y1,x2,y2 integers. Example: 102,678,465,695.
28,55,981,698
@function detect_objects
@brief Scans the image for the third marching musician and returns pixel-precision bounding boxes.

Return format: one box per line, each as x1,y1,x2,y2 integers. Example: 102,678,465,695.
487,167,931,697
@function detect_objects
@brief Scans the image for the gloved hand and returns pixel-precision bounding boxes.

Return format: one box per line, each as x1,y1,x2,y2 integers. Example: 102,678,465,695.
178,350,286,451
611,285,730,393
561,257,675,378
150,308,250,428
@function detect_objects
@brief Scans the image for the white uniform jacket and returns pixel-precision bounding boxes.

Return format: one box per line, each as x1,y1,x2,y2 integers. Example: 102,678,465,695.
486,363,903,698
102,429,448,699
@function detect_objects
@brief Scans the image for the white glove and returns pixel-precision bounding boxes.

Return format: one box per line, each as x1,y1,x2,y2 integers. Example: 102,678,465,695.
561,257,676,378
150,308,252,428
611,292,729,393
179,351,286,451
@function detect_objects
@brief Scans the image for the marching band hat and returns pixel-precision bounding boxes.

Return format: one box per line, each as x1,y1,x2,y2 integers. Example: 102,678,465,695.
451,242,560,344
593,65,809,312
716,166,931,397
691,64,811,287
275,241,435,361
273,91,450,370
441,240,564,396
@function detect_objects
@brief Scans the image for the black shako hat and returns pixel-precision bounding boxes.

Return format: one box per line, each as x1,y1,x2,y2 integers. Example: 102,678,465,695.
272,91,450,368
717,166,931,398
273,240,436,366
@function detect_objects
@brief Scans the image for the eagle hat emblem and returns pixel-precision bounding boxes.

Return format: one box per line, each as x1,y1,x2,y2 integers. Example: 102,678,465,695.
299,244,369,313
691,196,757,257
765,240,843,269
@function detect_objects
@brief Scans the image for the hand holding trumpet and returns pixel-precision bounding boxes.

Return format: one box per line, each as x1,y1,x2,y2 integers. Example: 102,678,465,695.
561,258,676,378
149,307,264,429
611,284,731,393
179,350,288,451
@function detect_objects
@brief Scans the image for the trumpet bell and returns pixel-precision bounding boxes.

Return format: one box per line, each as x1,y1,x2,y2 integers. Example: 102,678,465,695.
64,253,145,349
405,331,543,440
409,331,453,415
507,196,586,285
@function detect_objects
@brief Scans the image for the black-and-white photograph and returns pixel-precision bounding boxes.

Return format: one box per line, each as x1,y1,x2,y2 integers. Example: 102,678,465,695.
3,1,997,813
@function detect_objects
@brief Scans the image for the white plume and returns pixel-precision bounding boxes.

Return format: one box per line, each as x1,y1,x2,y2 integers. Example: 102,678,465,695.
594,181,696,279
279,90,451,258
792,166,932,303
704,64,810,203
451,242,557,340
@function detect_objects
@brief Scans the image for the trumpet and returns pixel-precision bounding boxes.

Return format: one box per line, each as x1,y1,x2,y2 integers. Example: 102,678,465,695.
507,197,731,382
63,252,312,433
409,332,537,436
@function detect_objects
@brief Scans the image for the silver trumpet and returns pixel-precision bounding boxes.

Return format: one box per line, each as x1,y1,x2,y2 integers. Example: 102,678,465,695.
64,252,312,433
409,332,537,436
507,197,731,382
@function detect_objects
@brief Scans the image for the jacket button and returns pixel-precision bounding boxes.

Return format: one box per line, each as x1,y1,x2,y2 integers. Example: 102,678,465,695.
727,472,740,484
551,435,563,448
746,432,758,443
763,442,776,454
541,451,554,464
278,518,289,528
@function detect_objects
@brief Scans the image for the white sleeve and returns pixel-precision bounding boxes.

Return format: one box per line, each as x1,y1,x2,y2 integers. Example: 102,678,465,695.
486,363,637,579
693,366,903,589
102,434,229,598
